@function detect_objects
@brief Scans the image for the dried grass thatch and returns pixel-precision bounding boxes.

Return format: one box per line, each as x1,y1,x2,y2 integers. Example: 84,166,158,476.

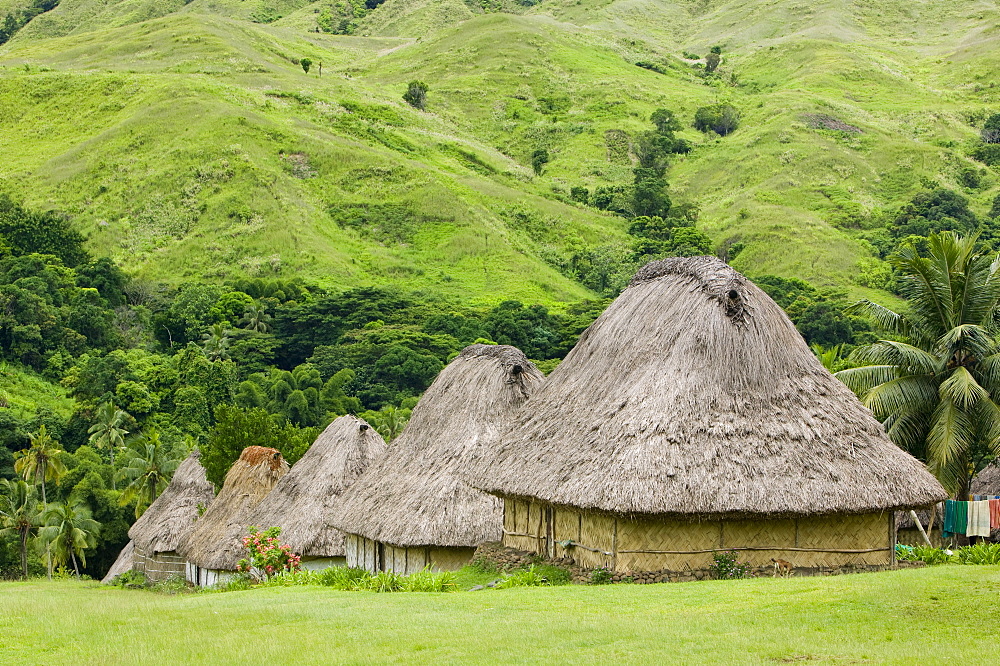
128,450,215,555
330,344,544,547
468,257,947,518
971,463,1000,495
177,446,289,571
247,415,386,557
101,540,134,584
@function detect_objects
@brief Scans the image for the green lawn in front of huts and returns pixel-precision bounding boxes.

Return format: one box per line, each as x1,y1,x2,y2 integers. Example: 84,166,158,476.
2,566,997,664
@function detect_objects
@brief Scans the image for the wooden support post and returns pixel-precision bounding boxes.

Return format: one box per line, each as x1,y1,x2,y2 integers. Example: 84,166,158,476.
910,510,933,547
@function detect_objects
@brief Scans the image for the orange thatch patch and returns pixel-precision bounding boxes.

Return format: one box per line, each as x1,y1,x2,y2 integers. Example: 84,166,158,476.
241,446,283,470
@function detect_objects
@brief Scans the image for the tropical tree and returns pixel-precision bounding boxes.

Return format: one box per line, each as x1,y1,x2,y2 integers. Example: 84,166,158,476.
835,232,1000,498
87,402,130,489
372,405,408,442
38,498,100,577
13,424,67,505
239,302,272,333
0,479,41,579
201,323,232,361
117,430,181,518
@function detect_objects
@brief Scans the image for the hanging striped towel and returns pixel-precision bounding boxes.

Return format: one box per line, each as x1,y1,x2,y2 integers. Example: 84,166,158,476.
990,499,1000,530
943,500,957,537
969,501,992,537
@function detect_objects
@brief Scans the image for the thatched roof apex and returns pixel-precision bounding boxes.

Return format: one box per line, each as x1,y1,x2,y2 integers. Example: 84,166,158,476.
247,415,386,558
467,257,947,518
128,450,215,554
329,344,543,547
177,446,288,571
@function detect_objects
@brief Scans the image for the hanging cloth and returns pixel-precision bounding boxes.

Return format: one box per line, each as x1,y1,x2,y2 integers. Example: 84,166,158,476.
989,499,1000,530
955,500,969,536
969,501,992,537
943,500,957,538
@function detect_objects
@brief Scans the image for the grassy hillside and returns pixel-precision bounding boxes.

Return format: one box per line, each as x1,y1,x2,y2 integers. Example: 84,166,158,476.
0,0,998,301
3,567,1000,663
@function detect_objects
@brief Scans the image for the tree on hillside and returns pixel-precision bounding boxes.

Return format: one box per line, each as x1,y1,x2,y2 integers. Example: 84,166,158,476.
531,148,550,176
704,52,720,73
117,430,181,519
300,58,313,74
0,479,42,579
14,425,66,505
87,403,130,489
240,302,272,333
403,81,428,110
39,498,99,577
835,232,1000,498
694,104,740,136
982,113,1000,144
201,324,232,362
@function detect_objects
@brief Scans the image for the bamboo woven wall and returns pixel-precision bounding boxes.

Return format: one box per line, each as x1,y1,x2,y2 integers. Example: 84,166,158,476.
133,548,186,582
502,500,894,572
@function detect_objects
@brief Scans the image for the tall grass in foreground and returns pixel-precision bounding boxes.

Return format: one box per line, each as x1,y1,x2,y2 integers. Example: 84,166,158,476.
233,566,460,592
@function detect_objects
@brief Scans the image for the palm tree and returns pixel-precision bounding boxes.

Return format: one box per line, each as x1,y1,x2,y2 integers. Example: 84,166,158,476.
14,425,67,505
117,430,181,518
240,303,272,333
0,479,42,579
835,232,1000,498
38,498,100,577
201,323,231,361
373,406,408,442
87,402,130,490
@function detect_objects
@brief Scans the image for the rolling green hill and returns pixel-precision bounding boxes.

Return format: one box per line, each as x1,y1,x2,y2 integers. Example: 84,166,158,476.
1,0,998,302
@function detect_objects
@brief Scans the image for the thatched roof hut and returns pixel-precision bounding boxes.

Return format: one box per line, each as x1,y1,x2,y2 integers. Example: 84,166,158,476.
971,463,1000,496
330,344,544,572
247,415,386,566
101,540,134,584
177,446,288,578
467,257,947,573
123,449,215,582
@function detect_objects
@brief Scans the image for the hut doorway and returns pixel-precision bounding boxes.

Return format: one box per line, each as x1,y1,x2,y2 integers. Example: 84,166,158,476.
377,543,386,572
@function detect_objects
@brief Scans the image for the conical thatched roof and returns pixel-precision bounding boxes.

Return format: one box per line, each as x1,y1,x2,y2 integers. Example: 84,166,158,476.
101,540,134,584
128,450,215,554
247,415,386,558
971,463,1000,495
177,446,289,571
329,344,544,547
467,256,947,518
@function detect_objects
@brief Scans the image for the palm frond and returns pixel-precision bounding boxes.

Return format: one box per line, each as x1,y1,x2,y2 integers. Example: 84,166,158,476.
926,398,976,493
834,365,898,396
849,340,941,375
861,375,938,420
939,366,988,410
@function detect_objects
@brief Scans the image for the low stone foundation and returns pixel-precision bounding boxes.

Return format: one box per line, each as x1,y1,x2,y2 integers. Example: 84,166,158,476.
472,542,925,584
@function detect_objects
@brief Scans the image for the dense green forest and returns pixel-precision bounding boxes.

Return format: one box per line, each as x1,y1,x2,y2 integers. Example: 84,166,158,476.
2,0,1000,579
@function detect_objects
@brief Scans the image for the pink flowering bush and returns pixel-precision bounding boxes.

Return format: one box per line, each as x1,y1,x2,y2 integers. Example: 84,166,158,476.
237,526,302,580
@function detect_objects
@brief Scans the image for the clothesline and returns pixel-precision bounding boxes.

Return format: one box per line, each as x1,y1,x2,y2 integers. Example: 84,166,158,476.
942,498,1000,538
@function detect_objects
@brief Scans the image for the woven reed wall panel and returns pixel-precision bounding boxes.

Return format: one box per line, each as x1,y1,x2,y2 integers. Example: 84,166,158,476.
144,552,186,582
792,513,891,567
503,499,515,534
575,512,614,569
554,508,581,544
430,547,476,572
616,517,720,571
389,545,407,573
133,548,148,573
505,534,540,553
345,534,359,568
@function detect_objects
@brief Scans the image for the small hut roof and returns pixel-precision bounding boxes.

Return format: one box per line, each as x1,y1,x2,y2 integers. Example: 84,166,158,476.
329,344,544,548
177,446,288,571
101,540,134,584
247,415,386,558
971,463,1000,496
128,450,215,554
467,257,947,518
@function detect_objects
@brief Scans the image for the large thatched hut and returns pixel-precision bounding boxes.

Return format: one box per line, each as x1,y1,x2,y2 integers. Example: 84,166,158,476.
178,446,288,586
329,344,544,573
124,449,215,582
247,415,386,570
467,257,947,574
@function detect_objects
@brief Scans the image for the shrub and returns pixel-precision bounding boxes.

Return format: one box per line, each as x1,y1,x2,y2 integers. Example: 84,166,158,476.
528,564,572,586
236,526,302,580
704,52,720,74
494,565,551,588
982,113,1000,144
956,543,1000,565
896,544,952,565
300,58,312,74
693,104,740,136
402,568,459,592
589,567,612,585
368,570,404,592
115,569,147,589
403,81,429,110
531,148,549,175
709,550,751,579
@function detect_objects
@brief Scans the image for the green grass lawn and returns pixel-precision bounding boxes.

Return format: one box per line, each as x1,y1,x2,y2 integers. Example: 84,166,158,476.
2,566,999,664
